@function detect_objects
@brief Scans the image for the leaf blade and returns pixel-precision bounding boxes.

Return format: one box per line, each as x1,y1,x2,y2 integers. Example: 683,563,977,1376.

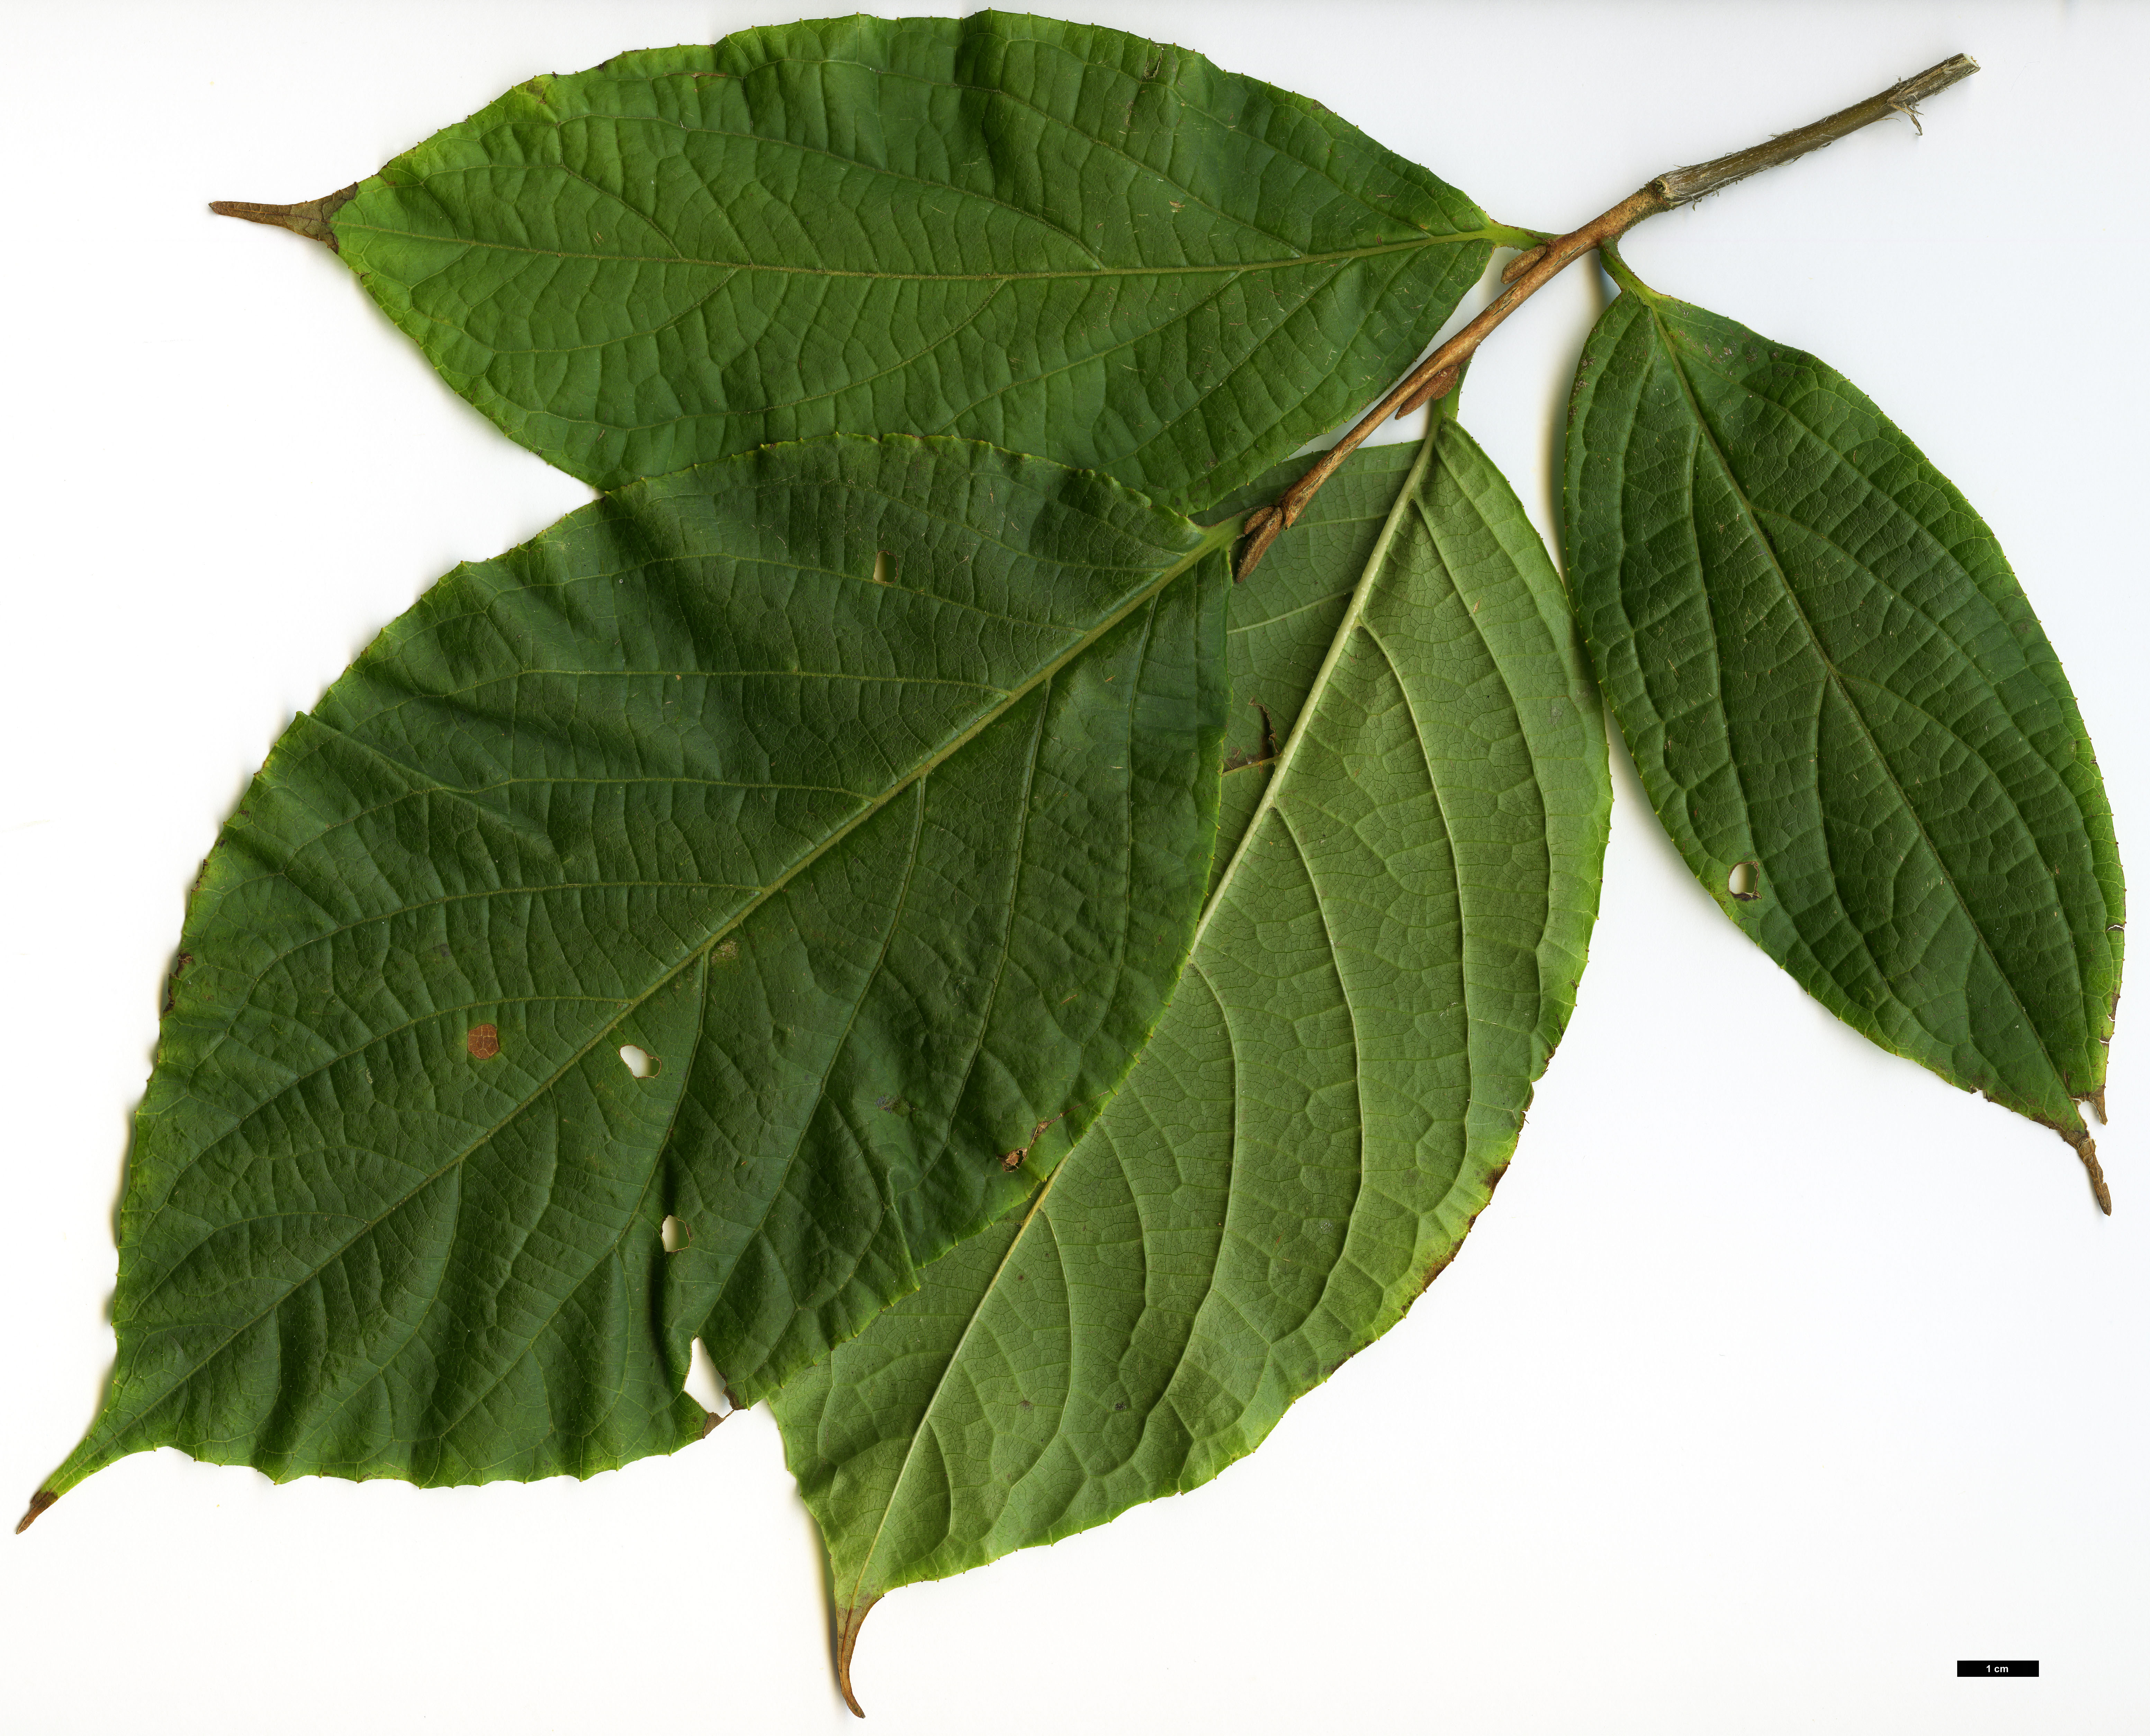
1563,288,2124,1186
48,435,1230,1501
322,14,1500,509
771,416,1611,1696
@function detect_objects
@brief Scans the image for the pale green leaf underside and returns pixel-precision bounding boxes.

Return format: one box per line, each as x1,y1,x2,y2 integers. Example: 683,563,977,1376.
51,435,1230,1499
771,416,1611,1656
329,10,1502,511
1564,290,2123,1166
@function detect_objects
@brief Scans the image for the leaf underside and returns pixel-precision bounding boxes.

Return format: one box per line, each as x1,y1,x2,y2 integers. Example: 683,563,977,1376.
771,416,1611,1702
48,435,1231,1501
323,11,1499,510
1564,290,2123,1187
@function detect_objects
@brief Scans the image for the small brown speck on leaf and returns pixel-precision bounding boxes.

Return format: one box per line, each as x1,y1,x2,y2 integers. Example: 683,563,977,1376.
467,1023,501,1060
1000,1112,1063,1172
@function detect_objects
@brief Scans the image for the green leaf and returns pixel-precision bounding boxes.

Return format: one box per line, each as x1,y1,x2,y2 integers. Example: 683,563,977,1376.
1563,281,2124,1197
770,413,1611,1710
1204,442,1428,888
43,435,1232,1505
301,12,1509,510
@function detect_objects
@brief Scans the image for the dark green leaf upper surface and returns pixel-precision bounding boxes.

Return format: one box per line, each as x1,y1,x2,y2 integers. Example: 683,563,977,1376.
50,435,1229,1500
325,11,1503,509
771,417,1610,1697
1564,288,2123,1180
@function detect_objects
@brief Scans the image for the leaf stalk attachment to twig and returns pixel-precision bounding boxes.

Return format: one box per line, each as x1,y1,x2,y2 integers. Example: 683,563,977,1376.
1233,52,1979,579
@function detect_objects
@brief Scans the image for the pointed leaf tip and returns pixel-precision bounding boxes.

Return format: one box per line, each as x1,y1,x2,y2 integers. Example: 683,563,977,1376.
15,1491,55,1535
835,1597,880,1718
208,186,358,250
2076,1138,2113,1216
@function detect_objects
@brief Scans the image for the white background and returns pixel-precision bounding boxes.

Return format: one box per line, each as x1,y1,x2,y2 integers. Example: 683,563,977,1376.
3,3,2144,1731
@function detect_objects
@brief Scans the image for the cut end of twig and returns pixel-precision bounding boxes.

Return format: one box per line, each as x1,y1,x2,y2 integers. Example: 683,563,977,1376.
209,184,360,252
15,1491,56,1535
835,1595,881,1717
1394,363,1461,422
1500,243,1549,284
1651,54,1979,209
1234,504,1284,581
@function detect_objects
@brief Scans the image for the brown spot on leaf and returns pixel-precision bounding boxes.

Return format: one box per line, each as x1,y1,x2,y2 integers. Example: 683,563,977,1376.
1223,699,1280,774
15,1490,56,1534
1000,1112,1063,1173
162,952,195,1014
467,1023,501,1060
1410,1157,1513,1299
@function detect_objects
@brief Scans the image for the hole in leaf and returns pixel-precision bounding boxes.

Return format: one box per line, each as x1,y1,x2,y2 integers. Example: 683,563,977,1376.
620,1044,659,1079
661,1214,691,1253
871,549,897,586
685,1338,730,1416
466,1023,501,1059
1728,860,1762,902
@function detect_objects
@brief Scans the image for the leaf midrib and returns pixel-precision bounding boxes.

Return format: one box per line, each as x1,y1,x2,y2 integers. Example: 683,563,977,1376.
845,430,1440,1593
69,519,1235,1488
844,1163,1066,1610
340,221,1502,283
1193,419,1440,952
